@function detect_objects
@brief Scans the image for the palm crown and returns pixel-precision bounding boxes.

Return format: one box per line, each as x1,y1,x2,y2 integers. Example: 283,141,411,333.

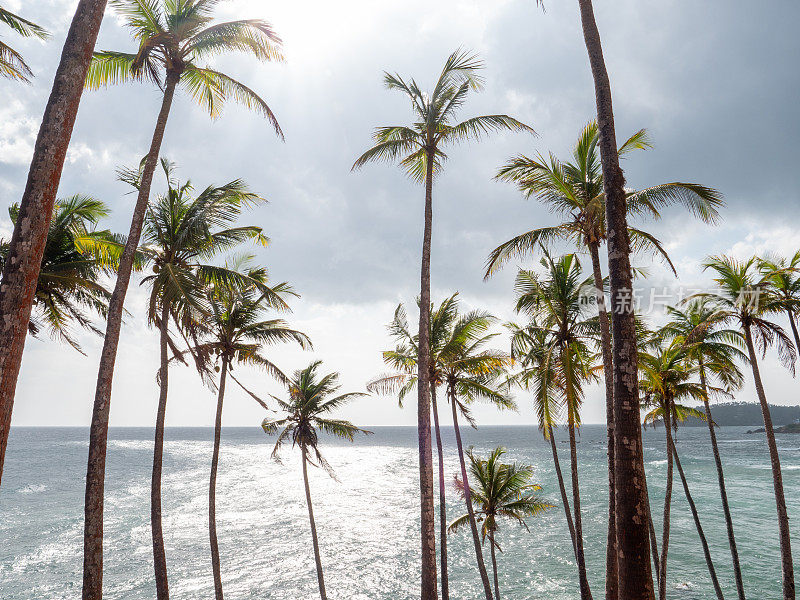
0,5,48,81
352,49,534,181
86,0,283,134
485,121,723,277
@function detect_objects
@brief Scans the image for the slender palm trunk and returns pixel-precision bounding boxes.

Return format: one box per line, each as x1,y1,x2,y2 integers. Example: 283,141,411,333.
152,303,171,600
83,70,180,599
416,149,438,600
209,357,229,600
699,361,745,600
671,438,724,600
647,497,660,588
430,384,449,600
576,3,653,598
744,326,795,600
449,387,494,600
659,405,674,600
0,0,108,490
589,243,618,600
547,424,577,557
787,308,800,362
489,531,500,600
301,444,327,600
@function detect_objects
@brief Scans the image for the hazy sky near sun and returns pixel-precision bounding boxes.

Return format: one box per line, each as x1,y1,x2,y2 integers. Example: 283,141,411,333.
2,0,799,428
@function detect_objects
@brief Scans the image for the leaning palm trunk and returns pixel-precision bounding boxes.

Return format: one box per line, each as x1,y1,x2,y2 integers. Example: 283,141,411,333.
743,328,795,600
416,152,438,600
588,243,617,600
546,424,578,557
671,439,724,600
699,362,745,600
449,388,494,600
151,303,171,599
209,357,229,599
430,384,449,600
647,496,660,589
0,0,108,491
575,2,654,597
659,405,674,600
489,531,500,600
300,443,327,600
83,70,180,598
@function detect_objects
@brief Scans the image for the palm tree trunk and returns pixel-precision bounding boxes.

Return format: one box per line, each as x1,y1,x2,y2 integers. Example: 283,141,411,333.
209,357,229,600
647,498,659,588
82,69,180,599
450,387,494,600
671,438,724,600
301,444,327,600
576,3,653,599
416,148,438,600
152,302,171,599
589,243,617,600
547,424,578,558
0,0,108,491
744,326,795,600
699,361,745,600
489,531,500,600
430,384,449,600
787,308,800,363
659,405,674,600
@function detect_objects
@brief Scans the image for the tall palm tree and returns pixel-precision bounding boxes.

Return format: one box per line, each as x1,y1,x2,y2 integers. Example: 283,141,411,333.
82,4,284,593
485,121,723,593
0,196,118,353
639,336,726,600
759,252,800,357
449,446,553,600
352,49,533,600
699,255,797,600
187,271,310,600
137,161,284,599
513,252,598,600
574,1,656,596
0,5,48,81
262,361,370,600
0,0,107,494
661,300,747,600
367,295,461,600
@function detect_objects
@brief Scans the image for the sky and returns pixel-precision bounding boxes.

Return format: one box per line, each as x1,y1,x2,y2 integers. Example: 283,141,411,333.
2,0,799,428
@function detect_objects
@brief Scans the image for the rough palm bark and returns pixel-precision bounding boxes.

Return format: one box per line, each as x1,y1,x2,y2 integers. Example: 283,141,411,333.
588,243,617,600
547,424,578,558
430,384,449,600
450,387,493,600
209,357,229,600
301,443,328,600
416,150,438,600
0,0,108,489
489,531,500,600
576,2,654,598
659,405,674,600
699,360,745,600
744,328,795,600
671,438,724,600
83,69,180,599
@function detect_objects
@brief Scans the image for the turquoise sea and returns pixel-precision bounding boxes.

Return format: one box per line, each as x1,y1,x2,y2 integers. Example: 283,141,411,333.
1,425,798,599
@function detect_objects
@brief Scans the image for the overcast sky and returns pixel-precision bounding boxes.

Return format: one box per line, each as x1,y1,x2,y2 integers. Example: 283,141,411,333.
2,0,799,428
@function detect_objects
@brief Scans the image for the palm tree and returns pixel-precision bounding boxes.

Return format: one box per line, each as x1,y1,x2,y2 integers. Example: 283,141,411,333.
0,196,118,353
137,161,284,599
187,271,310,600
699,255,796,600
759,252,800,358
661,300,747,600
367,295,461,600
0,0,106,494
352,49,533,600
449,446,553,600
513,252,598,600
639,336,726,600
82,6,284,593
0,4,48,81
262,361,370,600
485,121,723,592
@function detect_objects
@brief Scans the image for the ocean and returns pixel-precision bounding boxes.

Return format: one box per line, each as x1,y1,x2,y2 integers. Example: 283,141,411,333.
1,424,798,599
